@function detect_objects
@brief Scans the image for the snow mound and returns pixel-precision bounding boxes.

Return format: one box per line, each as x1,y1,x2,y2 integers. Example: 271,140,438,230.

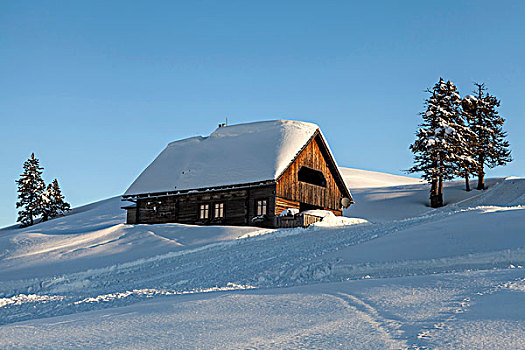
301,209,335,218
313,215,369,227
301,210,369,227
124,120,320,195
280,208,299,217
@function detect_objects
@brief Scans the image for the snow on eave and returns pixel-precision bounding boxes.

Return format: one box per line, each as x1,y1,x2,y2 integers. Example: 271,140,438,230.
123,180,277,199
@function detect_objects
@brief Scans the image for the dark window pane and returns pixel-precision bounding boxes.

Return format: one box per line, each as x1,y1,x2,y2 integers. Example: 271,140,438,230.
298,167,326,187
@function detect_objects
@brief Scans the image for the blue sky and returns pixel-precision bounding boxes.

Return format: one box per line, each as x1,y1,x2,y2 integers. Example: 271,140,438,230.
1,1,524,227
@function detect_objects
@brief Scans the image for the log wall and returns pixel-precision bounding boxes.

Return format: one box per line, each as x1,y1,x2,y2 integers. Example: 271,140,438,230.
133,184,276,227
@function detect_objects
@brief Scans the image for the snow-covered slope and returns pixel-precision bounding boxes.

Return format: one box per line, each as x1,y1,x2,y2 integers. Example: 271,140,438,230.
339,167,424,189
0,172,523,349
0,198,270,281
346,176,504,223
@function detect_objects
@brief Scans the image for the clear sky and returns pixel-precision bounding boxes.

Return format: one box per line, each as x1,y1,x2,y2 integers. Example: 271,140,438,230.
1,1,524,227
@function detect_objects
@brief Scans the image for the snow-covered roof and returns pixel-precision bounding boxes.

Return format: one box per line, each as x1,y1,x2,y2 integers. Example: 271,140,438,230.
124,120,321,196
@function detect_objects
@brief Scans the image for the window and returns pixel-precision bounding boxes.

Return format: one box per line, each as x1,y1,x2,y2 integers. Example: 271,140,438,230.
298,166,326,187
214,202,224,218
199,204,209,219
256,199,267,216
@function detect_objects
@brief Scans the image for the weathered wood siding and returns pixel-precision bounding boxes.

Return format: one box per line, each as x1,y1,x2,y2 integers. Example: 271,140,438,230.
133,184,276,227
125,208,137,224
246,185,276,226
275,197,300,216
276,135,344,212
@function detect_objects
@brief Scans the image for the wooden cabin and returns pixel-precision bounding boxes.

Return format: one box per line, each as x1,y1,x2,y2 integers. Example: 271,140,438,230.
122,120,353,228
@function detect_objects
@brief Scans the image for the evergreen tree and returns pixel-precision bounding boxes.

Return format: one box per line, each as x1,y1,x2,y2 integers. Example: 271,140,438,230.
16,153,45,227
408,78,466,207
469,83,512,190
459,94,480,191
41,179,71,221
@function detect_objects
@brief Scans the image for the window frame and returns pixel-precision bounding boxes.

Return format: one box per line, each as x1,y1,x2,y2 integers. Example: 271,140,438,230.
297,166,327,187
199,203,210,220
214,202,224,218
256,199,267,216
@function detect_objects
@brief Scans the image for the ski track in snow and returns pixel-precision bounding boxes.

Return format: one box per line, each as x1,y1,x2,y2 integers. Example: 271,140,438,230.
0,177,524,348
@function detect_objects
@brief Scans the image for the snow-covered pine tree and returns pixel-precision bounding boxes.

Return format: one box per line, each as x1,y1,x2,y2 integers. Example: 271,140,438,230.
16,153,46,227
41,179,71,221
459,95,480,191
408,78,466,207
469,83,512,190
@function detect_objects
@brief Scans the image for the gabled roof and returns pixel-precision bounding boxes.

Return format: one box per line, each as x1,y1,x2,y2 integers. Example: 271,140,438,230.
295,129,353,201
124,119,352,201
125,120,320,196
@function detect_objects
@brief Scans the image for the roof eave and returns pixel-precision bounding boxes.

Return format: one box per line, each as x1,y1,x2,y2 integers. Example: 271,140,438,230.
122,180,277,199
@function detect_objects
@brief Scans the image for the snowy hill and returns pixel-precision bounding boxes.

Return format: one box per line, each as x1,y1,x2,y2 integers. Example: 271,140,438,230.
340,167,424,189
0,169,523,349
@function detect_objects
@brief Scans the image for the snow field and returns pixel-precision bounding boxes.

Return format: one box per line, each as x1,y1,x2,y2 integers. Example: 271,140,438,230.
0,270,522,349
0,170,523,348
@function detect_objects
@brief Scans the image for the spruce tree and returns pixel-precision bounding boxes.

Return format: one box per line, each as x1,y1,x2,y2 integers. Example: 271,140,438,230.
41,179,71,221
459,95,480,191
469,83,512,190
16,153,46,227
408,78,465,207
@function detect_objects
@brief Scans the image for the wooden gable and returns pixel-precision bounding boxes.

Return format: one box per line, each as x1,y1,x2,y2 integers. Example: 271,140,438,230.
275,131,351,215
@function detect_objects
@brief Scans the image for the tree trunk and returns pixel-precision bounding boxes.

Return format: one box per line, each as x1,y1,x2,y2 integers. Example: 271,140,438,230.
477,173,485,190
438,175,444,207
431,159,444,208
465,171,470,192
477,150,485,190
430,177,442,208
